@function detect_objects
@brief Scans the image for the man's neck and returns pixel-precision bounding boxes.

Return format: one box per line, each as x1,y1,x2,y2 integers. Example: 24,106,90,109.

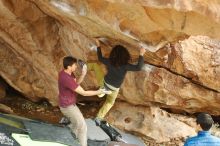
64,69,72,75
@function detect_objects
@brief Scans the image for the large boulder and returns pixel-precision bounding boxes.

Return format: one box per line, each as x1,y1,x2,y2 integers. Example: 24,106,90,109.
107,101,196,143
0,78,7,100
121,63,220,115
0,0,220,144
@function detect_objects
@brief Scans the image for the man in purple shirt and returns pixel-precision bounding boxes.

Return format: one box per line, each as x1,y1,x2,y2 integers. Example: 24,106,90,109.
184,113,220,146
58,56,107,146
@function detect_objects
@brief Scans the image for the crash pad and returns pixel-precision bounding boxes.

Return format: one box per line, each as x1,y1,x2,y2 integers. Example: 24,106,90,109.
12,133,69,146
23,121,79,146
0,125,21,146
86,119,110,141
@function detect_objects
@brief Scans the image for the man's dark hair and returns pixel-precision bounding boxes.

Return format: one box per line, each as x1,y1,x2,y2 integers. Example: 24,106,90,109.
196,113,214,131
109,45,131,67
63,56,77,69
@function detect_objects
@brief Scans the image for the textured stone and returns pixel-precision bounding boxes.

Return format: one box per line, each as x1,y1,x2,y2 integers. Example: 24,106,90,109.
165,36,220,92
0,0,220,144
107,101,196,143
0,104,13,114
121,64,220,115
0,78,7,100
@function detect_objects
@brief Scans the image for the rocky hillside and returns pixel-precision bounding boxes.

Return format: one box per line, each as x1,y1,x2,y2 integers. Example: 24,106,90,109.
0,0,220,145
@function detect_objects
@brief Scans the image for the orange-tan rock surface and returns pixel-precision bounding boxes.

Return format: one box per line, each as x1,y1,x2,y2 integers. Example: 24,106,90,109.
107,101,196,143
0,0,220,144
0,78,7,99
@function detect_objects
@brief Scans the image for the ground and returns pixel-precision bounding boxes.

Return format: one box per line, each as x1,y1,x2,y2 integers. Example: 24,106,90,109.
1,90,103,124
0,92,185,146
2,90,220,146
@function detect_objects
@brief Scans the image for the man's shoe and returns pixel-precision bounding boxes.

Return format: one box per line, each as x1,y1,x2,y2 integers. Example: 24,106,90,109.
59,117,71,125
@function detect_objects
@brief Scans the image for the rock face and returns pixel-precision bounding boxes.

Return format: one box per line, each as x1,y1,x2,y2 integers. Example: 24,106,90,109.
165,36,220,92
121,63,220,115
0,0,220,144
0,77,7,99
107,101,196,143
0,104,13,114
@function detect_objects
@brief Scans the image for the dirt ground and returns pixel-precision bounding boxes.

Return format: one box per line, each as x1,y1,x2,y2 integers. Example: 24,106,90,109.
1,90,103,124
